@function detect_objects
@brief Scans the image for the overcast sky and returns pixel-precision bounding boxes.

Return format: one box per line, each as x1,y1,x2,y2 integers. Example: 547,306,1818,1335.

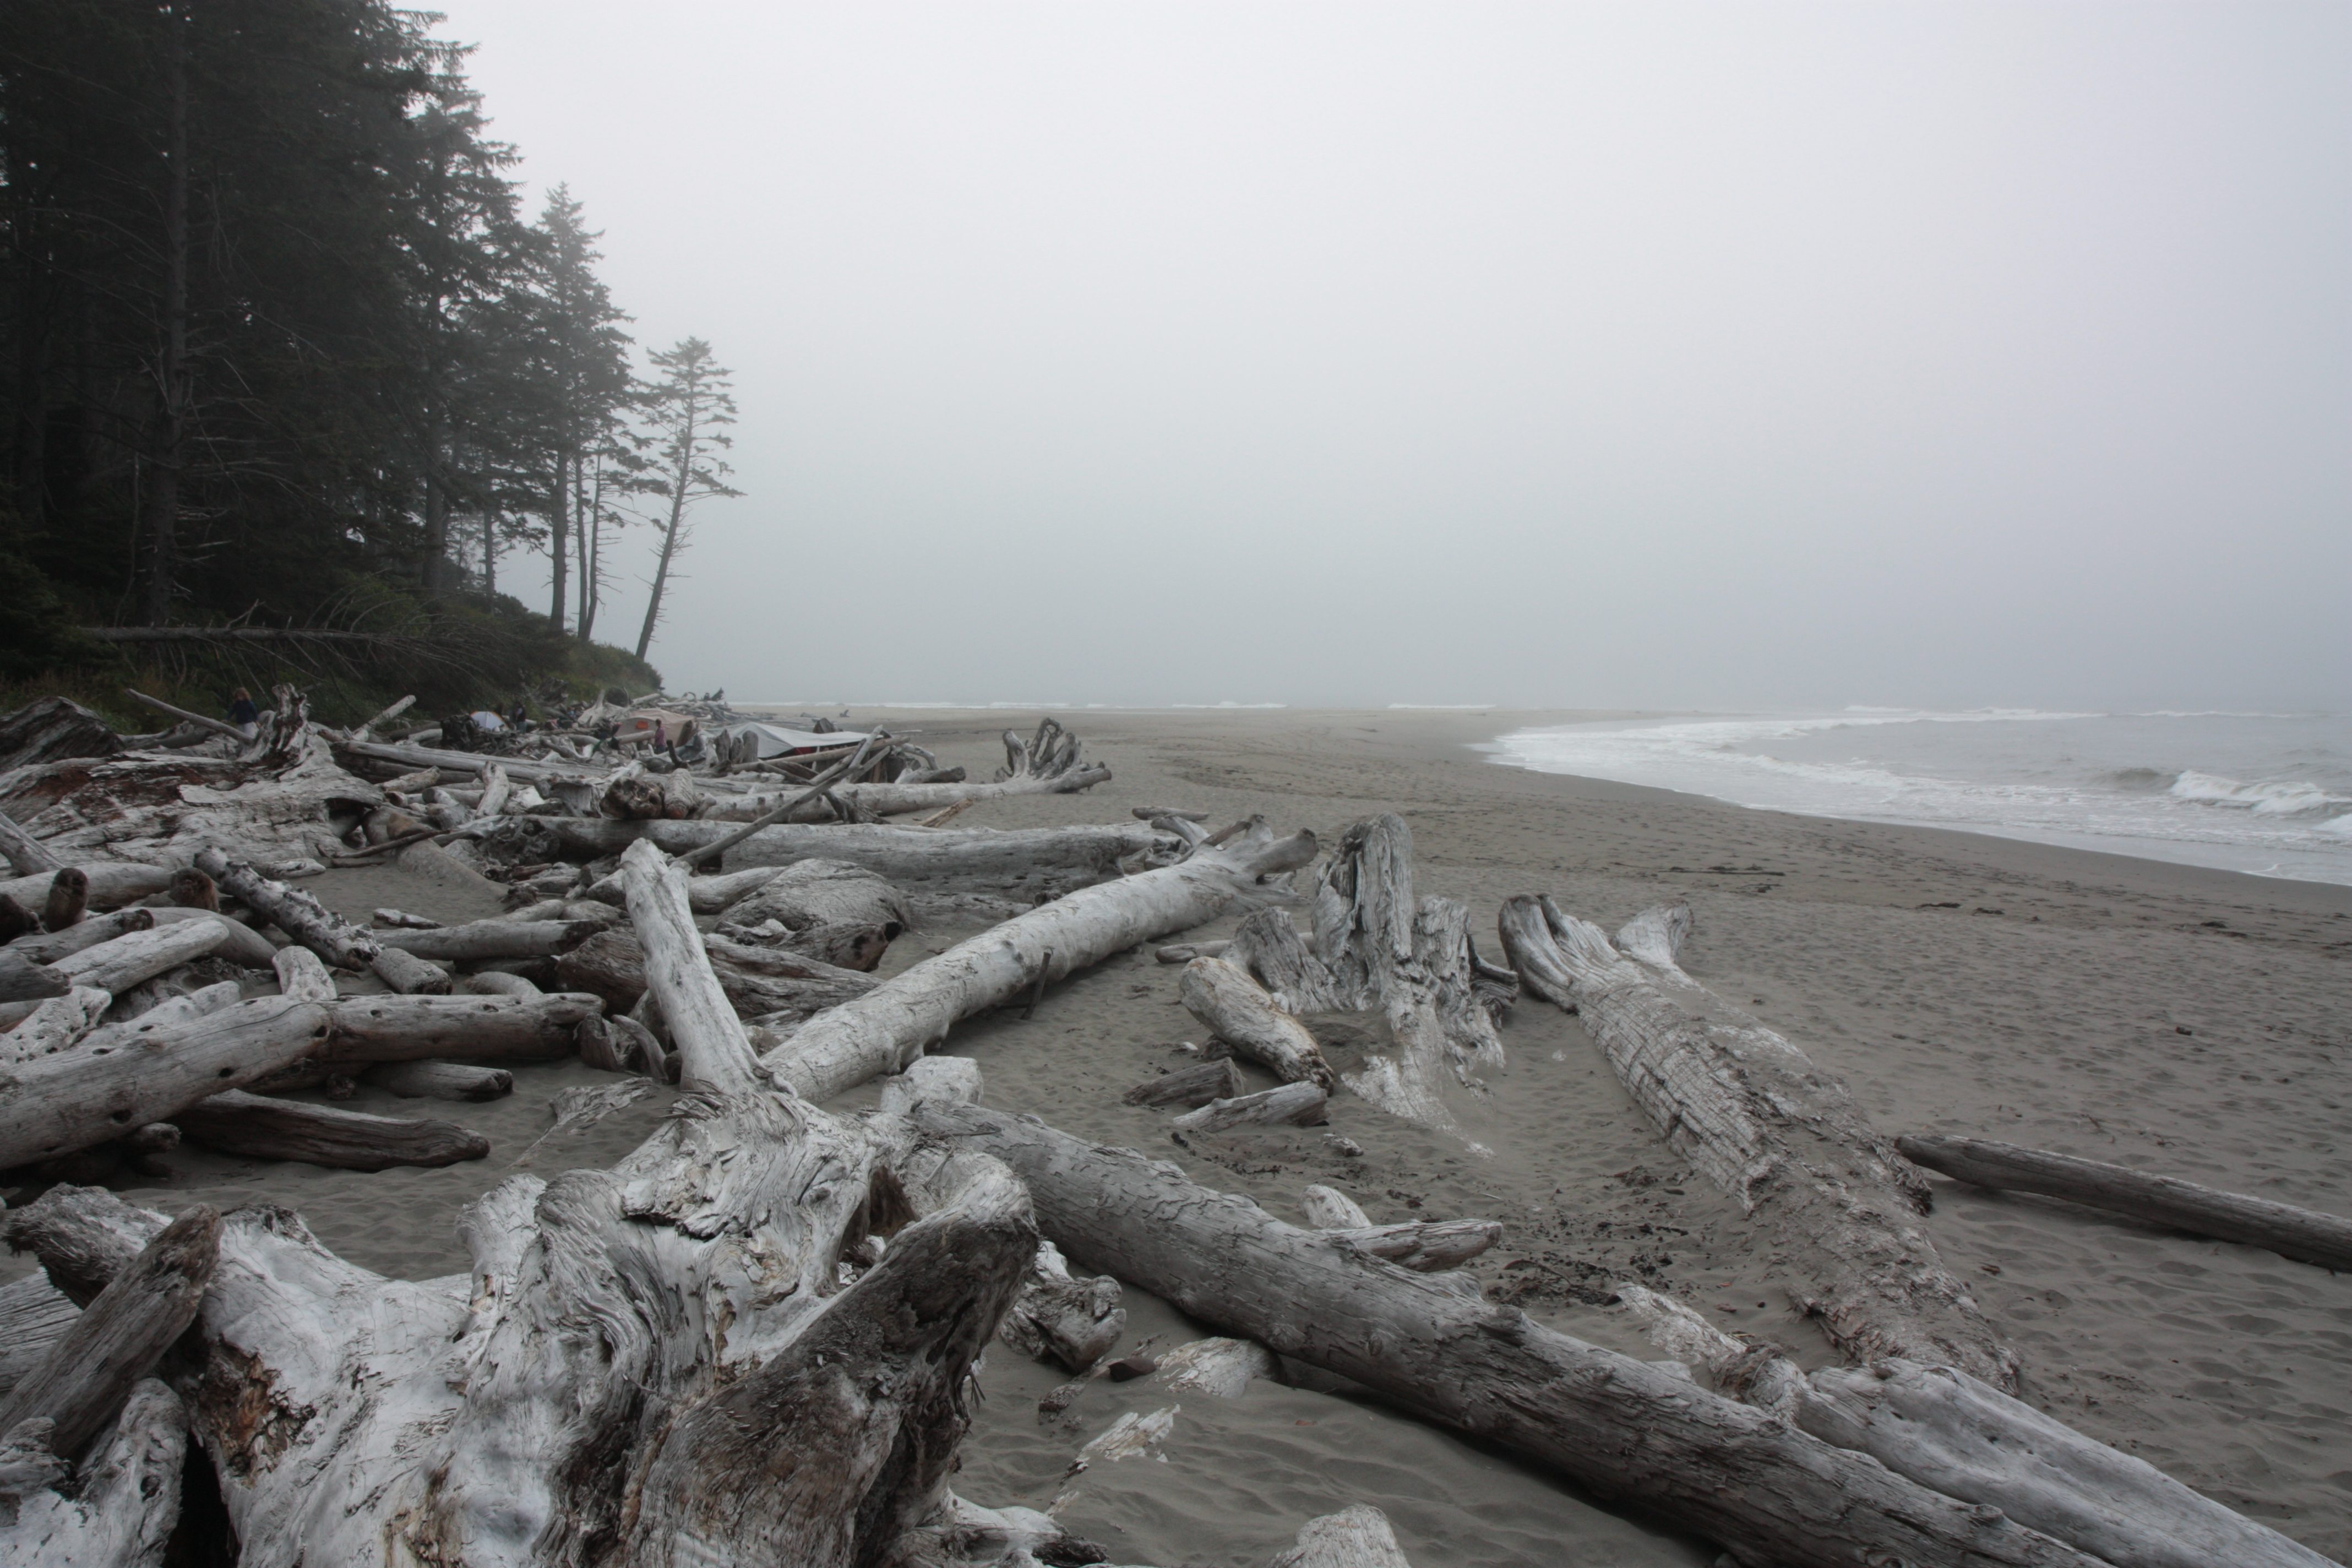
441,2,2348,712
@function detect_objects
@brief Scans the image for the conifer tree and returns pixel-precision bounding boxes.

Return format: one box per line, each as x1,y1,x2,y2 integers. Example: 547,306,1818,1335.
635,339,740,659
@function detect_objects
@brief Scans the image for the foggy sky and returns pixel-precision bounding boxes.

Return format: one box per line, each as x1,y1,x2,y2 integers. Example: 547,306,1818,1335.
442,2,2350,712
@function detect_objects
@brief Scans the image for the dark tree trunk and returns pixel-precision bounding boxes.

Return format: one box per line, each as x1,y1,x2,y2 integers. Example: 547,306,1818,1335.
637,403,695,660
136,7,190,627
547,454,568,633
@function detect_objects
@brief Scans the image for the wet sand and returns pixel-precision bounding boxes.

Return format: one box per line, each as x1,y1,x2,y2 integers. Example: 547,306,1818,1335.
18,707,2349,1565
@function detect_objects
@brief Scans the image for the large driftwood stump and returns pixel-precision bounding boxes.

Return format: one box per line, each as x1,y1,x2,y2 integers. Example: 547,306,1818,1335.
1500,895,2018,1390
1222,815,1506,1143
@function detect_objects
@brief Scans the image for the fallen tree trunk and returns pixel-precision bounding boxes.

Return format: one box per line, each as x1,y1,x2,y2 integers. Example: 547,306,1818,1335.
1179,956,1335,1088
761,817,1316,1101
1299,1187,1502,1272
1899,1134,2352,1273
702,766,1114,824
48,918,233,998
6,908,153,966
619,839,763,1096
376,919,596,962
0,1205,219,1458
1616,1284,2333,1568
551,818,1171,884
582,863,781,913
1123,1058,1246,1108
0,998,332,1172
0,865,171,917
1170,1080,1328,1133
908,1098,2108,1568
194,848,379,968
362,1060,513,1102
0,810,61,878
554,927,875,1025
318,992,600,1065
1500,895,2018,1390
0,951,70,1004
175,1091,489,1170
369,946,452,995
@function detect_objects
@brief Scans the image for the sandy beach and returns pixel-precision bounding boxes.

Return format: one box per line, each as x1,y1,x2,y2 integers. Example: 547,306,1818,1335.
18,707,2348,1566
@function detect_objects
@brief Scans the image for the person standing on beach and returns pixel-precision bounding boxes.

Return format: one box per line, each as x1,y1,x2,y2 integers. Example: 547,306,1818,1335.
226,688,260,739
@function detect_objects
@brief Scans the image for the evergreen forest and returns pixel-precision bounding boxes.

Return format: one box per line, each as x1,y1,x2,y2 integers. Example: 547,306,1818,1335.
0,0,738,721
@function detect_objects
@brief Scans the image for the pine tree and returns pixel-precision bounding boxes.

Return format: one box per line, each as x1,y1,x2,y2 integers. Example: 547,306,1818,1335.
635,339,740,660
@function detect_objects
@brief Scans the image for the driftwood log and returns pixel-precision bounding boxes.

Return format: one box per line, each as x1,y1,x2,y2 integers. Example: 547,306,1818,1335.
194,848,380,968
49,917,235,997
317,992,601,1065
362,1060,514,1102
0,865,172,917
0,999,333,1172
907,1095,2108,1568
1123,1058,1246,1108
1616,1284,2332,1568
1179,955,1335,1088
2,827,1053,1568
0,1205,217,1464
1500,895,2018,1390
377,918,597,962
0,1380,188,1566
175,1091,489,1170
1170,1080,1329,1133
555,926,876,1025
5,908,153,966
761,816,1316,1101
0,951,69,1004
703,764,1115,825
552,818,1171,885
1270,1506,1415,1568
1899,1134,2352,1273
0,810,62,878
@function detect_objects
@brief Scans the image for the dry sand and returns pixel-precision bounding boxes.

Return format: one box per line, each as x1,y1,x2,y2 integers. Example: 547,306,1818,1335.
12,707,2348,1565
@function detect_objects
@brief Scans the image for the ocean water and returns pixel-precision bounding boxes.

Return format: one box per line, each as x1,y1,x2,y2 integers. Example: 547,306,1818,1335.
1489,710,2352,885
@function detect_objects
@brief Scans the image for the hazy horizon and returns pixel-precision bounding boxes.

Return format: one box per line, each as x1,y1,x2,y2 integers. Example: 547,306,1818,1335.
442,2,2350,714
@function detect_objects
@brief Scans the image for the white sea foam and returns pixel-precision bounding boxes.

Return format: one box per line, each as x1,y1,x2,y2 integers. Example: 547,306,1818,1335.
1491,709,2352,885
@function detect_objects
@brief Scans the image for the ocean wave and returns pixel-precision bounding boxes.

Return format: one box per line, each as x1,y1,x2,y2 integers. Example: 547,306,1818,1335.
2167,770,2349,816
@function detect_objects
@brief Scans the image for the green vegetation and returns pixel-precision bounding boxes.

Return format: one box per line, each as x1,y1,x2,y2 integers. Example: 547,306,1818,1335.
1,1,719,719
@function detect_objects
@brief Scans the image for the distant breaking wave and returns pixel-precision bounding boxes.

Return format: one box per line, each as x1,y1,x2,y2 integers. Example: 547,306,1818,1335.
1489,708,2352,886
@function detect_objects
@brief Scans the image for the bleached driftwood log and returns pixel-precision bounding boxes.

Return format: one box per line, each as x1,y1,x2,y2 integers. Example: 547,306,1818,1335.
555,927,876,1025
1123,1058,1246,1108
0,1278,79,1398
1170,1080,1328,1133
1899,1134,2352,1273
174,1091,488,1169
1222,816,1506,1142
0,999,332,1172
271,944,336,1002
0,810,61,878
0,864,172,917
1268,1506,1415,1568
6,867,1044,1568
194,848,380,968
369,945,452,995
907,1098,2107,1568
762,816,1316,1101
997,1239,1125,1374
6,908,153,965
552,818,1170,884
1179,956,1335,1088
377,918,596,962
0,697,122,771
582,863,782,913
0,1205,218,1461
0,1380,188,1567
318,992,600,1065
618,838,764,1095
363,1060,514,1102
1296,1187,1501,1275
703,764,1115,824
0,951,68,1004
1500,895,2018,1390
0,987,111,1066
1614,1284,2332,1568
50,917,235,997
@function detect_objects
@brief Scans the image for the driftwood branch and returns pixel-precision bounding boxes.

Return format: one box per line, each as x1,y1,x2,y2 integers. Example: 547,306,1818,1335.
1899,1134,2352,1273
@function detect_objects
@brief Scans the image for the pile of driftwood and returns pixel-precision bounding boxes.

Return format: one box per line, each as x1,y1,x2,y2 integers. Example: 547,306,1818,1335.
0,690,2342,1568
